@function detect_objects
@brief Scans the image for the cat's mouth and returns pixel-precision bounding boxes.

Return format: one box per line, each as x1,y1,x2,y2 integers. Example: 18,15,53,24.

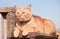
16,15,32,24
18,18,30,21
17,18,31,24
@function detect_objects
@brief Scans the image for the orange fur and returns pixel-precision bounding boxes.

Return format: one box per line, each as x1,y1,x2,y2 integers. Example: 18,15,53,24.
14,5,56,37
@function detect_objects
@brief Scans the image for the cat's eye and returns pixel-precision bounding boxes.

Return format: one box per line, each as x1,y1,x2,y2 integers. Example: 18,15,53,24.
17,12,19,14
23,12,25,14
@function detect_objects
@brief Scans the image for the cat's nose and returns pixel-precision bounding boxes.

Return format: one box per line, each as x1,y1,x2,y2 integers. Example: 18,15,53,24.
18,15,20,17
17,13,22,17
20,15,25,18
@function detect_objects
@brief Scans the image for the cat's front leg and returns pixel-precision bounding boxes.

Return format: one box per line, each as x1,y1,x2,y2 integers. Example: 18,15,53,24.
13,27,20,38
22,30,29,36
22,29,34,36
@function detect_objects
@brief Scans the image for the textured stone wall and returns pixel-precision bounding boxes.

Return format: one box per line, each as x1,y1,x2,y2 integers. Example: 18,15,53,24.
7,8,16,37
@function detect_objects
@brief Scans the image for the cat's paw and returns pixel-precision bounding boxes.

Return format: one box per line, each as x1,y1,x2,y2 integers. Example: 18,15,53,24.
22,31,29,36
14,27,20,38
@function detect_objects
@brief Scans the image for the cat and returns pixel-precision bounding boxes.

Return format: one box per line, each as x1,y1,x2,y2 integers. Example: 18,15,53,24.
13,4,56,38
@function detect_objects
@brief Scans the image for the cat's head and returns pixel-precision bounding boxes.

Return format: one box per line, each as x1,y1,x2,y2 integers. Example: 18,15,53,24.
15,4,32,22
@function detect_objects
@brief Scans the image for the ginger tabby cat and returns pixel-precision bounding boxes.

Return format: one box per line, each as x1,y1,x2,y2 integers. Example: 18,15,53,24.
14,4,56,38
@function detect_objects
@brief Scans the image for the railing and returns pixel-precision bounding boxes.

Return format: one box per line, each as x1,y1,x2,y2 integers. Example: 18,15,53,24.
0,7,12,39
0,13,7,39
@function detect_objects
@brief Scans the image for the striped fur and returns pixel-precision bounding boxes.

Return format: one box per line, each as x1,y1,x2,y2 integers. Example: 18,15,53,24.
14,5,56,38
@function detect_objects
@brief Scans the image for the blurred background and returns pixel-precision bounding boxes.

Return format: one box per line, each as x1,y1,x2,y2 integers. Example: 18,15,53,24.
0,0,60,30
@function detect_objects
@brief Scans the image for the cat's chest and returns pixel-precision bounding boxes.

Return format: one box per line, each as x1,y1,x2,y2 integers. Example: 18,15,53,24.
16,21,37,31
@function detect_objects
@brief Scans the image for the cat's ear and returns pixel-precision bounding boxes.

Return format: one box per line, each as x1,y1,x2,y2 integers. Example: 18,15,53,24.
14,5,18,9
27,4,31,11
14,5,20,10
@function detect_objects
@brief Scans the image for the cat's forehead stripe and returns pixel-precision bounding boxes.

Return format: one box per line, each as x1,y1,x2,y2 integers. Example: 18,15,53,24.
17,8,29,11
20,8,28,10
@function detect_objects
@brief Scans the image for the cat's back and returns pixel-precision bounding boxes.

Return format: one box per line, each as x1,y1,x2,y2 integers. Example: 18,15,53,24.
33,15,56,35
33,15,46,22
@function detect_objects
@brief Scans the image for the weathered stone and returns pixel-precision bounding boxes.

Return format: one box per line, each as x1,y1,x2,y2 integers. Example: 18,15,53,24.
0,13,3,39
